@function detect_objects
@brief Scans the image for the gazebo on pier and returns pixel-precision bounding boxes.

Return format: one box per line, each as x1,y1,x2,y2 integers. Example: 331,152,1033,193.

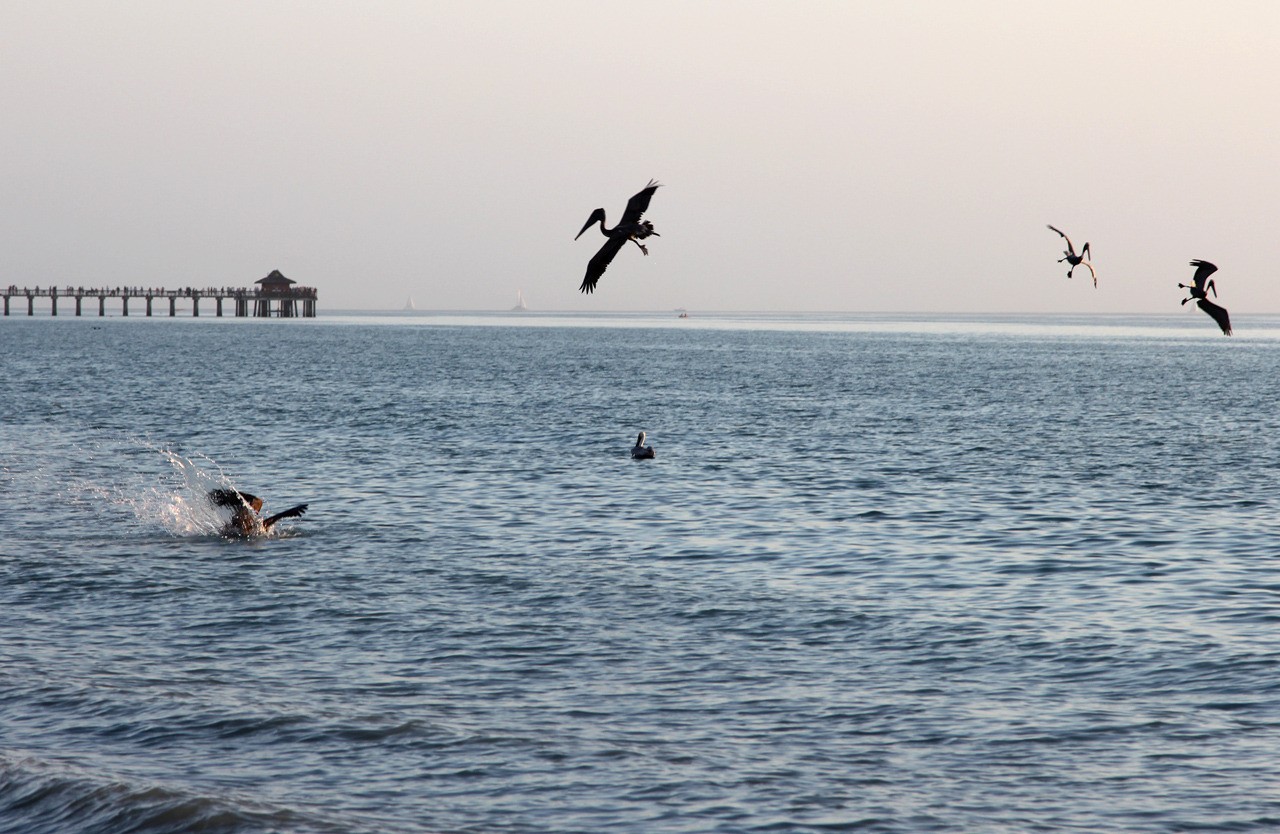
253,269,316,318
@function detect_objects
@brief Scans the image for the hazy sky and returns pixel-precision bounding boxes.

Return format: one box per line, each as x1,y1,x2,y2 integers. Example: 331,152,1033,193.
4,1,1279,313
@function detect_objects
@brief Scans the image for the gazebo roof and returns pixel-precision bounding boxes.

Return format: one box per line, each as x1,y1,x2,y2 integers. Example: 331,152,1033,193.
256,269,296,287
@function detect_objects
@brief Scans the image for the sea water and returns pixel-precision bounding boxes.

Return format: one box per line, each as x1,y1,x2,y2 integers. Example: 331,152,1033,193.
3,312,1280,833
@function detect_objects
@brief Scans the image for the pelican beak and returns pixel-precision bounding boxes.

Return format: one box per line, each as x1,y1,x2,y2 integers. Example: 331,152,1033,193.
575,209,604,240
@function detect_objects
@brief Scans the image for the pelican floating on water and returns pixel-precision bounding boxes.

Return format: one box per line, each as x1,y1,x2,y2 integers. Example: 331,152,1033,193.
1179,259,1232,335
1046,225,1097,287
631,432,656,460
575,180,661,293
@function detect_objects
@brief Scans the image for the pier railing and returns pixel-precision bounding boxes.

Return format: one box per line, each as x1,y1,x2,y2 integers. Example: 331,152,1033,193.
2,285,318,318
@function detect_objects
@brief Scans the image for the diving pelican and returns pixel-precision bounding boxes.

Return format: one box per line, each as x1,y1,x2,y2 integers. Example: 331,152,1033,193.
208,489,309,537
575,180,661,293
1046,225,1097,287
1179,259,1232,335
631,431,656,460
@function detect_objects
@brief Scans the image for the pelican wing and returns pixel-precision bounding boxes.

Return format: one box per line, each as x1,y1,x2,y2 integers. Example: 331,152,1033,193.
580,235,627,293
1197,297,1232,335
262,503,308,530
1046,224,1074,254
1190,259,1218,291
208,488,240,507
620,180,661,226
209,489,263,513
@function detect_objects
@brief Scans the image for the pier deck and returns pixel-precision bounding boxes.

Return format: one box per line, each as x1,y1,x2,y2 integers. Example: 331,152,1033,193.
2,282,317,318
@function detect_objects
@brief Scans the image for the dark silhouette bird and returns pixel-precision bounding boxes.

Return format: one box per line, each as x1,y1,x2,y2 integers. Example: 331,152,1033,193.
1046,225,1096,287
631,431,655,460
575,180,661,293
1179,259,1231,335
208,488,309,537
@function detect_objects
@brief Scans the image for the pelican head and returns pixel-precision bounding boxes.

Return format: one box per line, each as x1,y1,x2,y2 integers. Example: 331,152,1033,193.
636,431,646,446
575,208,606,240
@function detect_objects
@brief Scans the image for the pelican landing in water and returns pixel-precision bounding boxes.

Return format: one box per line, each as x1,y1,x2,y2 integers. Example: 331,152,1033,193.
1046,225,1096,287
1179,259,1232,335
575,180,661,293
208,489,309,537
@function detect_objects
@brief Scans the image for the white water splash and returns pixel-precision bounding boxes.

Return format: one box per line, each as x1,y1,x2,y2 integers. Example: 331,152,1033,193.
148,449,236,536
0,429,277,538
149,447,304,538
64,444,240,537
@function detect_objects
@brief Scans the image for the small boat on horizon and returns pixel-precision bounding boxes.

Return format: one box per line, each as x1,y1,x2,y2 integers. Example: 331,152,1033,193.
512,290,528,312
404,296,416,311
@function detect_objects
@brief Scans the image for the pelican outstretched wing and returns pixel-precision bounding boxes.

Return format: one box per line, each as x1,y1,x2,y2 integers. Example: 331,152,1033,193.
1197,297,1232,335
262,503,308,531
620,180,661,226
1046,224,1075,255
580,235,627,293
1189,259,1218,291
1080,260,1097,288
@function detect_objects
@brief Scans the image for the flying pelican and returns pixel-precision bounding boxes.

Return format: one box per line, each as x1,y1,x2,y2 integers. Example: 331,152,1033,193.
1046,225,1097,287
1179,259,1231,335
631,431,656,460
575,180,661,293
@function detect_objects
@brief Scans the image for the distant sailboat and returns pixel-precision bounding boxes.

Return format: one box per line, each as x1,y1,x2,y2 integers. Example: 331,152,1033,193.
404,296,416,311
511,290,528,312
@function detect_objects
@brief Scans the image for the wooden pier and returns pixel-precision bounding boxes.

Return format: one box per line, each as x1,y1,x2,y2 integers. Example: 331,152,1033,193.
2,270,317,318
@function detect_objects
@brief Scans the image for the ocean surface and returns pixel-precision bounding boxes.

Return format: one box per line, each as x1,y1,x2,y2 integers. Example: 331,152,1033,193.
4,310,1280,833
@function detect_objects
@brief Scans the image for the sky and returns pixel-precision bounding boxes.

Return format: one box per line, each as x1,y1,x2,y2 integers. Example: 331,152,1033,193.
3,1,1279,314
